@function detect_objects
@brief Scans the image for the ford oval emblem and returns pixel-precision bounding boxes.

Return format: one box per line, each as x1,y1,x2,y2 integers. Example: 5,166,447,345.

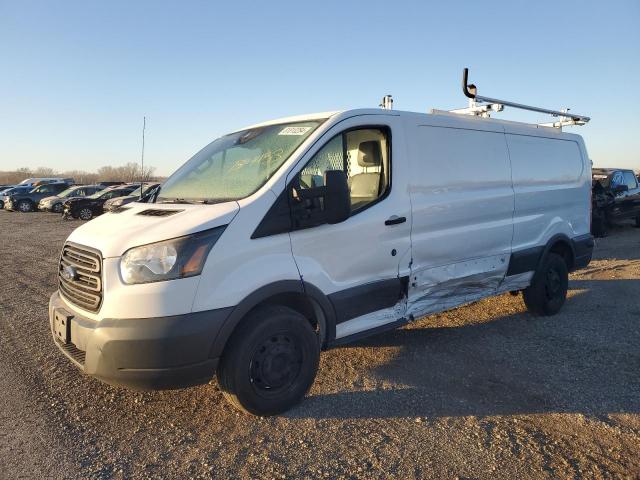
61,265,77,281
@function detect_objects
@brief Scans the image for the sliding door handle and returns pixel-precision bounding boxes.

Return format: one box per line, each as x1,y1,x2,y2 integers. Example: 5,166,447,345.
385,215,406,226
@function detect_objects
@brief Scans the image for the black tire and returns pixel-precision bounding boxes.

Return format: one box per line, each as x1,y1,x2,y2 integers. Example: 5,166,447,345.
17,199,33,212
217,305,320,416
79,208,93,220
523,253,568,316
52,202,63,213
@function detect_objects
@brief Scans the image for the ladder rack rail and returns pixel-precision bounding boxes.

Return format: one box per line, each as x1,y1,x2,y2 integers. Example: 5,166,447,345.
458,68,590,127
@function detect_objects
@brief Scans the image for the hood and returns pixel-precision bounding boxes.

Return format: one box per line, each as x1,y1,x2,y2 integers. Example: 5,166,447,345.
67,201,240,258
40,195,60,203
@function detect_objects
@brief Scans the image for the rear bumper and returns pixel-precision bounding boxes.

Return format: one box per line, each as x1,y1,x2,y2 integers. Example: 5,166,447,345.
572,233,594,270
49,291,233,390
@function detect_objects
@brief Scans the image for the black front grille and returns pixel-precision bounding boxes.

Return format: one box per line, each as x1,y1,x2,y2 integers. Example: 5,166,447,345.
137,209,182,217
58,243,103,312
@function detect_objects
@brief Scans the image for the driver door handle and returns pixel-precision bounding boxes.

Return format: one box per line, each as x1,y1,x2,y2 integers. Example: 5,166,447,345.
385,215,406,226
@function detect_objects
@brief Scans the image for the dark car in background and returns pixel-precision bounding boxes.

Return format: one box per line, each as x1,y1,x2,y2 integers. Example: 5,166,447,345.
103,183,160,212
97,181,126,188
38,185,105,213
63,185,138,220
4,182,72,212
0,185,33,209
592,168,640,236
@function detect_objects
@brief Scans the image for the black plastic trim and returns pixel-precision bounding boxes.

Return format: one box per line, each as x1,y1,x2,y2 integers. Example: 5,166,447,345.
328,277,407,325
508,233,593,276
209,279,339,357
572,233,594,270
506,246,544,276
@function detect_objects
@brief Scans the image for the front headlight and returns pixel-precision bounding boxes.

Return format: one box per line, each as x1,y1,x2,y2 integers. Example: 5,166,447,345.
119,226,226,285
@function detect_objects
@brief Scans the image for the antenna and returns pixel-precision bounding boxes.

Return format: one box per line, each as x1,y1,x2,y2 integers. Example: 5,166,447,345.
140,116,146,199
437,68,590,129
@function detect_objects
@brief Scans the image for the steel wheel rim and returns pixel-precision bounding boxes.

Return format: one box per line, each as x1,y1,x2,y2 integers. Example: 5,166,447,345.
545,268,562,300
249,334,303,392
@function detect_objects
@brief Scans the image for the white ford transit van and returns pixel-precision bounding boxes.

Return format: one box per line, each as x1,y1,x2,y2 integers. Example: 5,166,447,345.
50,104,594,415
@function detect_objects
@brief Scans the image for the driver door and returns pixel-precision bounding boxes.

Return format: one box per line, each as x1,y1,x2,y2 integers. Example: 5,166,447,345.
287,116,412,340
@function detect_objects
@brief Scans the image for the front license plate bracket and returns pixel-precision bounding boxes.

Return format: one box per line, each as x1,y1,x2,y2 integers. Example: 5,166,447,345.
53,309,72,344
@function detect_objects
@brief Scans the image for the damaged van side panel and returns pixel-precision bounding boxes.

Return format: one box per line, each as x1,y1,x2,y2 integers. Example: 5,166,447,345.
404,116,516,319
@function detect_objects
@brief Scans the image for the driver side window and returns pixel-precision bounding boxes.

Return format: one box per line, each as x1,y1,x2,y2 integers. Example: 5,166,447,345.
297,127,390,213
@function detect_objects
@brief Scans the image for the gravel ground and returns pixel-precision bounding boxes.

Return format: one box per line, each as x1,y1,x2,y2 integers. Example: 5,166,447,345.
1,211,639,479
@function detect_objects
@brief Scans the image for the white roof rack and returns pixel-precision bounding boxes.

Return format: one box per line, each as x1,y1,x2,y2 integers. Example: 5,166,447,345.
433,68,590,130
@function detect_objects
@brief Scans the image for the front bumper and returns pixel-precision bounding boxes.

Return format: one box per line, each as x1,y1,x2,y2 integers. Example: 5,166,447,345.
38,203,55,212
49,291,233,390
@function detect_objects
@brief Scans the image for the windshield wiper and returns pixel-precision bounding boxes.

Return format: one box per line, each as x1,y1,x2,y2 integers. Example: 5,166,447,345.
156,197,235,205
157,198,197,204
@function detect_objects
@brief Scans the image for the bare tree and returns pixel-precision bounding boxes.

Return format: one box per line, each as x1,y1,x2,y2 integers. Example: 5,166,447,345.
1,163,162,186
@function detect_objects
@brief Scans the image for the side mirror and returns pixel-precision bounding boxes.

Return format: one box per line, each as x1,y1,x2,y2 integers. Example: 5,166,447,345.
613,184,629,193
323,170,350,224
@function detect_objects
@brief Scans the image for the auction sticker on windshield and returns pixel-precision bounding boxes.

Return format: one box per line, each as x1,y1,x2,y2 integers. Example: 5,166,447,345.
278,126,312,135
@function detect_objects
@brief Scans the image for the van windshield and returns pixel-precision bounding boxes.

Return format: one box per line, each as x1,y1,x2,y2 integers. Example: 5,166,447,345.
156,120,323,204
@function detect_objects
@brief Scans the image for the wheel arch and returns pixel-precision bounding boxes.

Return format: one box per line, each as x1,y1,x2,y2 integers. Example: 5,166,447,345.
543,234,576,272
209,280,336,360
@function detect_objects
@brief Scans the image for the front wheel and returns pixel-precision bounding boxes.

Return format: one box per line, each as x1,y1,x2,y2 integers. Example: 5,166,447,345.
78,208,93,220
523,253,568,316
17,200,33,212
52,202,63,213
217,305,320,416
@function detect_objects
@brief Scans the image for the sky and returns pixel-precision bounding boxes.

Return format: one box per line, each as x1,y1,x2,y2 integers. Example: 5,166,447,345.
1,0,639,176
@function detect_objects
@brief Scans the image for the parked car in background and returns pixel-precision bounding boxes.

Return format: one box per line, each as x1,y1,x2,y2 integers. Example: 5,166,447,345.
103,183,160,212
592,168,640,236
63,185,138,220
97,181,125,188
19,177,74,187
0,185,33,209
38,185,105,213
4,182,73,212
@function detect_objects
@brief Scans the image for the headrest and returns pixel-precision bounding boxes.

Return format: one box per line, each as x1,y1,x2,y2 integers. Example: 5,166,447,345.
357,141,382,167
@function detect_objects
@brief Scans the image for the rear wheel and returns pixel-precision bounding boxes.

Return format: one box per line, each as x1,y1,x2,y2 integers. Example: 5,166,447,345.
79,208,93,220
523,253,568,316
217,305,320,416
17,200,33,212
